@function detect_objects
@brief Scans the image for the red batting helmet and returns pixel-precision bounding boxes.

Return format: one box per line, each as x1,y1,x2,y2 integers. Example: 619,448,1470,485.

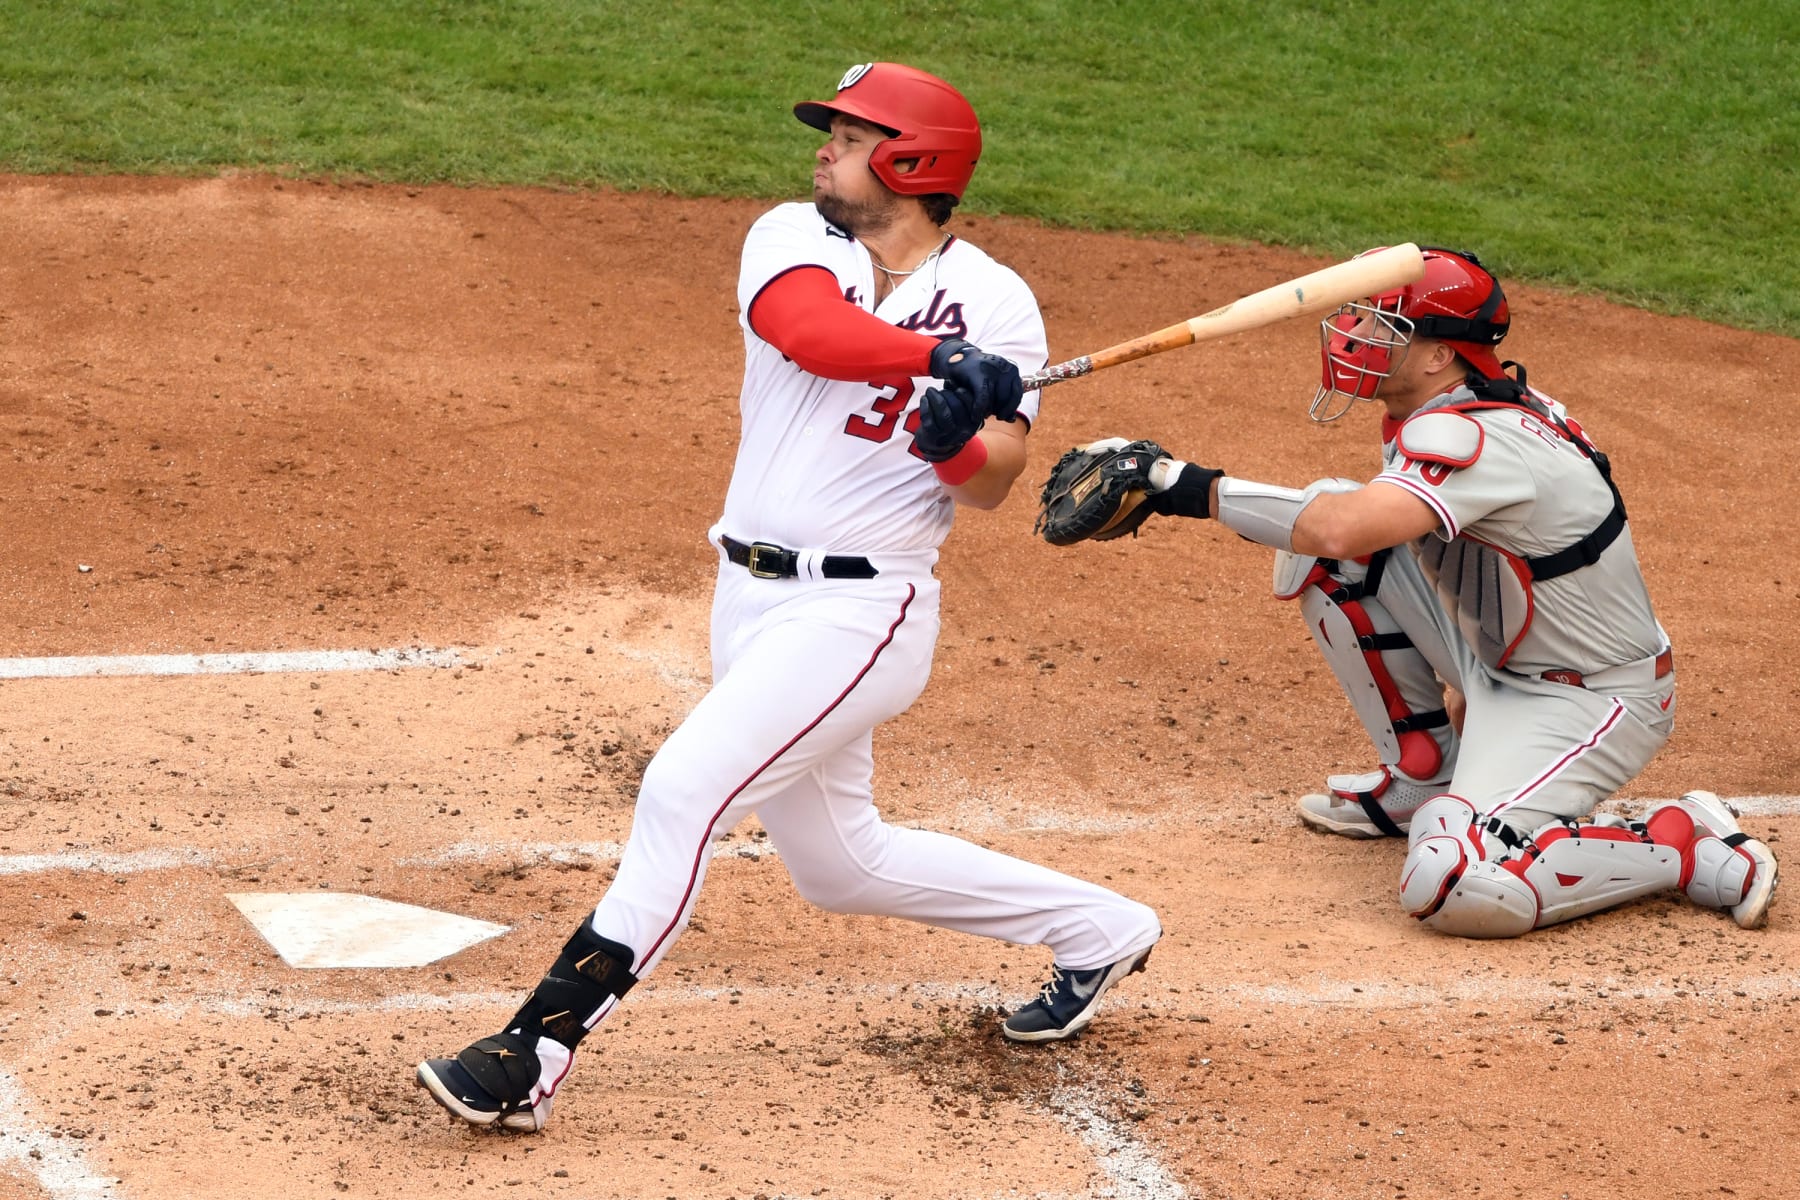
1312,247,1511,421
793,62,982,199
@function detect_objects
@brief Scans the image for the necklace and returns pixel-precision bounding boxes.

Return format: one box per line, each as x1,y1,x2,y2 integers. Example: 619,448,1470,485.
870,233,951,279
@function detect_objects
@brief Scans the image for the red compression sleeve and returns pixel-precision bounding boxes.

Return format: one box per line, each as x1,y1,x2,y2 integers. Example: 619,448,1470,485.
748,266,938,382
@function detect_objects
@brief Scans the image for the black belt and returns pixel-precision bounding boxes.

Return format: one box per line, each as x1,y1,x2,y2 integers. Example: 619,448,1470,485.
720,536,877,580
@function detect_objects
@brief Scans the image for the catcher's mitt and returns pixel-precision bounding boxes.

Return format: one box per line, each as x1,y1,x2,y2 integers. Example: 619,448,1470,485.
1034,438,1168,546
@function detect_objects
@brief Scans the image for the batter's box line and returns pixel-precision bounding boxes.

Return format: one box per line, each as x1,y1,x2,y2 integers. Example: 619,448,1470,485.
122,966,1794,1031
0,645,486,680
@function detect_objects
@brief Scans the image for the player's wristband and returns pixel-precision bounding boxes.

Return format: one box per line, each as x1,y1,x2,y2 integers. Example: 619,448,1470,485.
1152,463,1224,520
931,437,989,486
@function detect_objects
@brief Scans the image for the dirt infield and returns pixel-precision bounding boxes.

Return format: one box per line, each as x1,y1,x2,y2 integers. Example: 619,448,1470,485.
1,175,1796,1200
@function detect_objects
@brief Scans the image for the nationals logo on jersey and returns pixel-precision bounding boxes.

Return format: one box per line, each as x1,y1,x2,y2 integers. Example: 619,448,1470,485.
895,289,968,340
838,287,967,341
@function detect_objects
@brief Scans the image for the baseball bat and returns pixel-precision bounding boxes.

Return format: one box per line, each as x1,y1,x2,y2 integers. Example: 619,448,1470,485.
1022,242,1426,390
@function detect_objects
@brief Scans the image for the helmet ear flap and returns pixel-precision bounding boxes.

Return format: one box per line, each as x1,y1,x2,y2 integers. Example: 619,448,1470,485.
794,62,982,199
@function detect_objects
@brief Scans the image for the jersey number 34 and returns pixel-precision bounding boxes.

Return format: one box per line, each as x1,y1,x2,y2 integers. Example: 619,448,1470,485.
844,378,927,461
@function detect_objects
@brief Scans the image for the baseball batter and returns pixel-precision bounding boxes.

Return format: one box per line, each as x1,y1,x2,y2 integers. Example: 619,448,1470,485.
416,62,1160,1133
1038,247,1777,938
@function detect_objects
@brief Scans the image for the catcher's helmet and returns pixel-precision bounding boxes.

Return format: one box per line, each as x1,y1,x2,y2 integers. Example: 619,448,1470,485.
794,62,982,199
1312,247,1510,421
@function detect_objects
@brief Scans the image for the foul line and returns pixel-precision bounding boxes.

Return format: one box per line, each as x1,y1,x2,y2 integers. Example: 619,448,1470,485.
0,1067,117,1199
1049,1075,1191,1200
0,646,466,680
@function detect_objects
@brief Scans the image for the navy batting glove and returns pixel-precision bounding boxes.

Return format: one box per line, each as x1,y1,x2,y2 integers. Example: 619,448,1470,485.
914,385,986,463
929,338,1024,423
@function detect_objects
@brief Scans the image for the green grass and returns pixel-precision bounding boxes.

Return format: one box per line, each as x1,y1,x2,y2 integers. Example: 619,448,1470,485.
1,0,1794,332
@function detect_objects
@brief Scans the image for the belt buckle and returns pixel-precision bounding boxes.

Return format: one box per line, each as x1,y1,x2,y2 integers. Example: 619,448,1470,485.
745,541,786,579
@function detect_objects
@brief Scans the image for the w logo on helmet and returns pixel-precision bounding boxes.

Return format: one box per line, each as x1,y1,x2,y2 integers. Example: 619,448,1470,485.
837,63,874,92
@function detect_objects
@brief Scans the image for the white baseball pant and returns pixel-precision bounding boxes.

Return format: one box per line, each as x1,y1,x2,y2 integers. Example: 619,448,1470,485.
592,556,1161,982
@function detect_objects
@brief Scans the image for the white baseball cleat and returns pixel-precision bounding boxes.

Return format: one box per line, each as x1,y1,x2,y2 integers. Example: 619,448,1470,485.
1298,767,1450,838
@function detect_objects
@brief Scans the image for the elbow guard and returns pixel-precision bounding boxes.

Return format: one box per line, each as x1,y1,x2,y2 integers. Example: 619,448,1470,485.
1216,476,1361,552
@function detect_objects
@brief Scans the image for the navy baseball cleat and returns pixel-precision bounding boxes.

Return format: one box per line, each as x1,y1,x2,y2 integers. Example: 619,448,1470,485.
416,1032,554,1133
1001,944,1155,1043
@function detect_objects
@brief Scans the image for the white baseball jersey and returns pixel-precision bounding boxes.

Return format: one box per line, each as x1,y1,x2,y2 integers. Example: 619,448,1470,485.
724,201,1046,553
1373,384,1663,676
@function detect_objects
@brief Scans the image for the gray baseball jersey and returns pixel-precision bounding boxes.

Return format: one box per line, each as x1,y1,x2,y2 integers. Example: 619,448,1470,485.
1373,383,1664,678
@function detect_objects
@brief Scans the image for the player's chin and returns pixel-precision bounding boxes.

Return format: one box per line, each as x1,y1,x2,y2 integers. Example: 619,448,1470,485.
815,193,852,230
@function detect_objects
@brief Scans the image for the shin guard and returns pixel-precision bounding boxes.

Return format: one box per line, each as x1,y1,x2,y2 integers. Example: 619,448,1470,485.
1284,550,1454,783
509,921,640,1051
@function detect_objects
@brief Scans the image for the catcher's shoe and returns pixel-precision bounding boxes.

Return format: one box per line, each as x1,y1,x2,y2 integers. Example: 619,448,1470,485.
416,1031,555,1133
1002,943,1155,1043
1669,790,1779,929
1298,767,1449,838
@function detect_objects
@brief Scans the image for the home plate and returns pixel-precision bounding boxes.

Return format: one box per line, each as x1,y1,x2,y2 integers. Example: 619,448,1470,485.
228,893,510,968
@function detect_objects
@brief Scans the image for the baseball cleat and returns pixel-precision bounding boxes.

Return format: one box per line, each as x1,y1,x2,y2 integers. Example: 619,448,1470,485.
416,1032,553,1133
1671,790,1779,929
1298,768,1450,838
1001,944,1155,1043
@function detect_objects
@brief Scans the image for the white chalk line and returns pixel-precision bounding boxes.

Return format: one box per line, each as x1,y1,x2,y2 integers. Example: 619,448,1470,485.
1050,1074,1192,1200
0,646,467,680
6,795,1793,879
0,847,217,877
103,965,1791,1030
0,1067,119,1200
0,838,769,880
401,838,773,867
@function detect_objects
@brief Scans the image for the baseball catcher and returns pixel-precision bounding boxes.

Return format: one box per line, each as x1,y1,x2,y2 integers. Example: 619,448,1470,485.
1038,246,1777,940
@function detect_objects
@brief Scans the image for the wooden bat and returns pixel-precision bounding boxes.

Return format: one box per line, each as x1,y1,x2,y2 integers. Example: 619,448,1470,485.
1021,243,1426,390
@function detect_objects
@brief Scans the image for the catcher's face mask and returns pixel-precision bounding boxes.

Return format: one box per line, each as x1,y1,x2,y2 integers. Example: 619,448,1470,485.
1309,246,1511,424
1310,298,1413,422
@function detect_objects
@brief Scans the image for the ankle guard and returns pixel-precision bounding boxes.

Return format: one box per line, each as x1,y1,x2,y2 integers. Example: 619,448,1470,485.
1684,832,1758,910
511,922,639,1050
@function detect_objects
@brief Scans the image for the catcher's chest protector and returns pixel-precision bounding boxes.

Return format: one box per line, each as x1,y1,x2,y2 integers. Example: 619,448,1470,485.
1386,400,1638,673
